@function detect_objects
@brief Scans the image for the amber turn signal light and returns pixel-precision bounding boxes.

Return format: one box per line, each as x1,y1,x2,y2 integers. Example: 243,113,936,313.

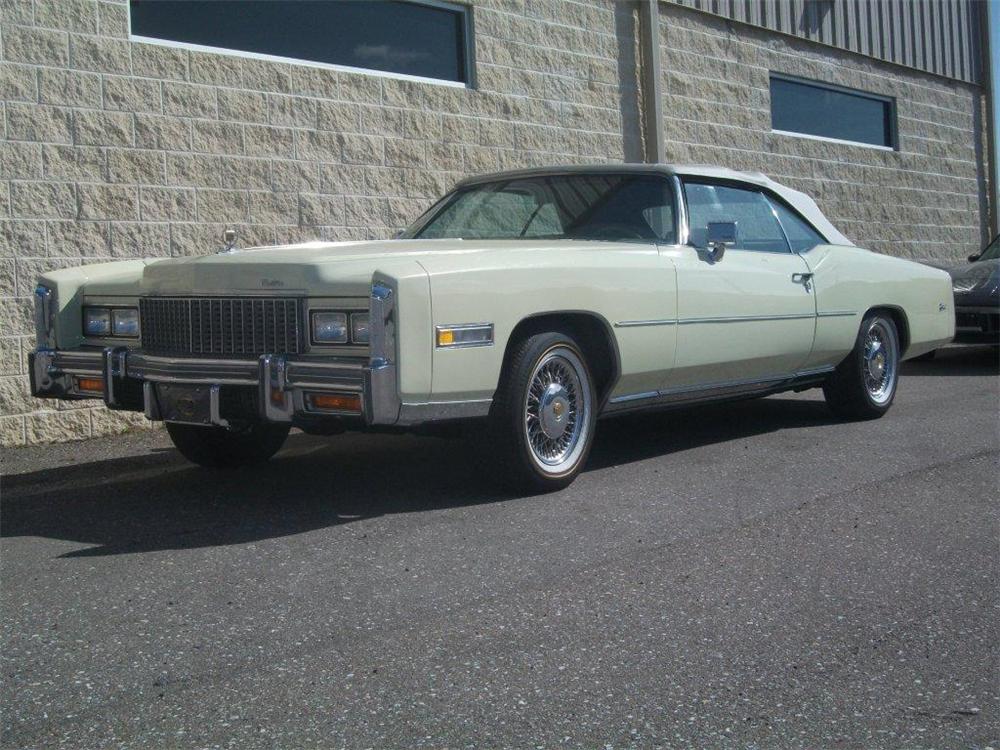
307,392,361,413
77,377,104,394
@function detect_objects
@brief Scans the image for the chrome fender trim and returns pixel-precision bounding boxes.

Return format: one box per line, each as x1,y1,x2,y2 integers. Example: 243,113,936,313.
365,279,401,426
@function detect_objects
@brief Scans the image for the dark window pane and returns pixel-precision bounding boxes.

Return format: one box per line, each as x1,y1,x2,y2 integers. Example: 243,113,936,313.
770,76,895,148
130,0,469,83
409,174,676,243
684,182,789,253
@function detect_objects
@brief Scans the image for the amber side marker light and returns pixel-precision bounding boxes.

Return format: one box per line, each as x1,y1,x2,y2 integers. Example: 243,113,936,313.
307,392,362,413
77,377,104,394
435,323,494,348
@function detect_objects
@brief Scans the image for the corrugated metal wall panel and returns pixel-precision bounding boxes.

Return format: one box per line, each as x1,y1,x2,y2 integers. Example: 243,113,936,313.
665,0,984,85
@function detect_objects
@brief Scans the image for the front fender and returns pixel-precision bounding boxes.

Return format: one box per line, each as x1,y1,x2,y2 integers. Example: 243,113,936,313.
419,249,676,403
36,260,155,349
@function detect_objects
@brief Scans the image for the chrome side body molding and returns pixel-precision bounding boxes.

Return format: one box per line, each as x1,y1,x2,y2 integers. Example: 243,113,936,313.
614,310,858,328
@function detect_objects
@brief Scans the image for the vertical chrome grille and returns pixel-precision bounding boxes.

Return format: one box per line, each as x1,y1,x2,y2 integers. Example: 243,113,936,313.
140,297,301,357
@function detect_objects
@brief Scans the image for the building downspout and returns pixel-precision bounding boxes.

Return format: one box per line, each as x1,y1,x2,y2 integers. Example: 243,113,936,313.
984,0,999,239
638,0,665,164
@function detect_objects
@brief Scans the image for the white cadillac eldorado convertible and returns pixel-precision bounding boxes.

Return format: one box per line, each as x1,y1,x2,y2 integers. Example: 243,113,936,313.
30,165,954,491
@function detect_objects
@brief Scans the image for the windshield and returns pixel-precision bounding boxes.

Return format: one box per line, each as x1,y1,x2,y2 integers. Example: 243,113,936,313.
404,173,676,243
978,235,999,261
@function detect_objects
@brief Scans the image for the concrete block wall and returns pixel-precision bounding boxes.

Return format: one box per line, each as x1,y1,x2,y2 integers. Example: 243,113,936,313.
0,0,990,447
0,0,639,446
658,2,989,261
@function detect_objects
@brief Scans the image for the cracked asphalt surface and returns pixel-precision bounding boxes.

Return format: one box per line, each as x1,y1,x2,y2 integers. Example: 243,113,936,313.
1,346,997,749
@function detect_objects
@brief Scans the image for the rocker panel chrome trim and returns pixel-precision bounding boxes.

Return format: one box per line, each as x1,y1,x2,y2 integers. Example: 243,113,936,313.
397,398,493,425
606,366,835,411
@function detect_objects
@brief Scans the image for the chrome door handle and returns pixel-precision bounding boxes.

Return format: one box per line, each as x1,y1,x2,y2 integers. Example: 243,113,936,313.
792,272,814,291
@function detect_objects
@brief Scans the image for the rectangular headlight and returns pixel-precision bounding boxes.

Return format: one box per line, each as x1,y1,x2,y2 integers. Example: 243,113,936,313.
83,307,111,336
312,311,348,344
350,313,370,344
111,308,140,337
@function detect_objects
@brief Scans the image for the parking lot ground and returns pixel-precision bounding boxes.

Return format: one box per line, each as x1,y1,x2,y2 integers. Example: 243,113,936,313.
2,345,998,749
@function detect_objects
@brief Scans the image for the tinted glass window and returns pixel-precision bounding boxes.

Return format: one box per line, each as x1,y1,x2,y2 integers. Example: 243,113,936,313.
130,0,470,84
419,189,560,240
684,182,789,253
770,75,896,148
769,199,826,251
409,174,676,243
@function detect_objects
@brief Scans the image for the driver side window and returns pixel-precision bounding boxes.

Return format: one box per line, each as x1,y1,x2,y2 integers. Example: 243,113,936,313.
684,182,790,253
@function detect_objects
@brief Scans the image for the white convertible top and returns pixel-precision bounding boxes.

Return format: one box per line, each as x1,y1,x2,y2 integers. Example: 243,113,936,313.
458,163,854,247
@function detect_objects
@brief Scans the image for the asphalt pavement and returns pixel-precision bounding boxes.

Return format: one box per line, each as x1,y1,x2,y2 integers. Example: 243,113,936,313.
2,345,998,749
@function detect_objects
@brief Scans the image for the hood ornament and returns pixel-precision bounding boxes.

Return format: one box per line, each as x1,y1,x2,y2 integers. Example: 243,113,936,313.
220,227,237,254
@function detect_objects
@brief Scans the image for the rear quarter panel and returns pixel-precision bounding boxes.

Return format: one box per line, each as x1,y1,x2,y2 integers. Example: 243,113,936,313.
802,245,954,368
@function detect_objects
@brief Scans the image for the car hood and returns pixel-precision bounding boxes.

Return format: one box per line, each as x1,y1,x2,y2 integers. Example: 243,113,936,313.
948,259,1000,307
138,238,639,296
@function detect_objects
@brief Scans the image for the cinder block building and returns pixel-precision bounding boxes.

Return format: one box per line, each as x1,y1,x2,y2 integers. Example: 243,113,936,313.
0,0,993,445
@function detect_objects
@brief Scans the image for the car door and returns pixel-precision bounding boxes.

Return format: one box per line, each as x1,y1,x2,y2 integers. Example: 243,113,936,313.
662,180,817,390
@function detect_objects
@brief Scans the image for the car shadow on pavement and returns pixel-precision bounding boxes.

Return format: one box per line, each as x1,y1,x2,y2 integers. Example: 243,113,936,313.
901,345,998,376
1,395,843,558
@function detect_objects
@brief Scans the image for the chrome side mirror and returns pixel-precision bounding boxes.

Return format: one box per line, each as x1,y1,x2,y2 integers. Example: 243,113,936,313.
706,221,737,262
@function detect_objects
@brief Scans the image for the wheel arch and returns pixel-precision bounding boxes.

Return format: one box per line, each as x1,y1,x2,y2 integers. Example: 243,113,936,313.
502,310,622,408
864,305,911,355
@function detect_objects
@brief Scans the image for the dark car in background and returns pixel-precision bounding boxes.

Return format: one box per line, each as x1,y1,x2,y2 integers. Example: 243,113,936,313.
947,236,1000,345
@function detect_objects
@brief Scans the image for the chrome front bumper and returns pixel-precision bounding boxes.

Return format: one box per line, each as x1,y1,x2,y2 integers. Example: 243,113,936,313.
29,347,402,427
30,280,403,427
29,348,108,400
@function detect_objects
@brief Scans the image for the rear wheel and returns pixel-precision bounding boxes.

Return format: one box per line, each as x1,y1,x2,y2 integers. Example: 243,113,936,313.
489,331,597,493
166,421,290,468
823,312,900,420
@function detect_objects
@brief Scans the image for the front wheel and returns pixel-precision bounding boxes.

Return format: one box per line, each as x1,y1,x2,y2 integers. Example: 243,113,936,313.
166,421,290,468
489,332,597,493
823,312,900,420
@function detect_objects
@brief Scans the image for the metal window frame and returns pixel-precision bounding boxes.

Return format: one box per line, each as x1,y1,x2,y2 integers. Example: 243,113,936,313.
127,0,476,89
768,72,899,151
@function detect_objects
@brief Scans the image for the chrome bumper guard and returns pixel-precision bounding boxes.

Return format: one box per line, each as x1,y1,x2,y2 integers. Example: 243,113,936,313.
29,282,404,427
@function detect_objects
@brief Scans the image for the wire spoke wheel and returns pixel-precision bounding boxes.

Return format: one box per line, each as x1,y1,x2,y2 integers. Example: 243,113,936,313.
522,346,592,475
823,312,900,420
862,318,898,405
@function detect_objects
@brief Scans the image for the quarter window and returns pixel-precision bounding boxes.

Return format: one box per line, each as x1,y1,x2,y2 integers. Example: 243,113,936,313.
129,0,473,85
768,199,827,252
684,182,789,253
770,74,896,149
